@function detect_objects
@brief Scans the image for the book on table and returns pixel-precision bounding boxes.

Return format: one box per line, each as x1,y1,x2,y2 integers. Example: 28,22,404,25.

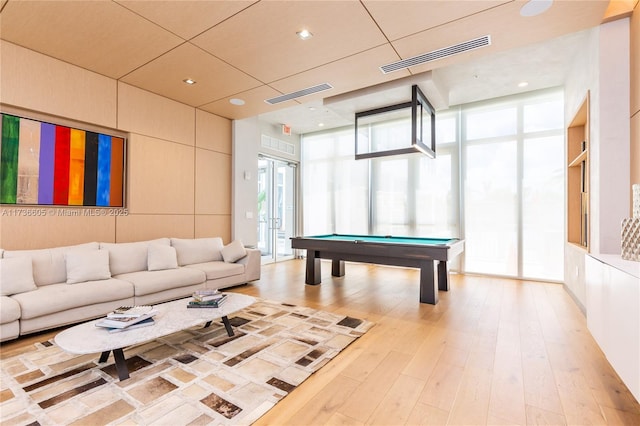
192,290,225,303
107,305,154,318
188,293,228,308
96,310,158,329
107,317,155,333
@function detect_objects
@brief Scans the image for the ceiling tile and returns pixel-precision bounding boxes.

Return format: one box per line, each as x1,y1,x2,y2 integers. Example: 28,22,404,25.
199,85,299,120
269,45,411,104
191,0,388,83
0,0,183,79
115,0,258,40
389,0,609,75
363,0,510,41
120,42,262,107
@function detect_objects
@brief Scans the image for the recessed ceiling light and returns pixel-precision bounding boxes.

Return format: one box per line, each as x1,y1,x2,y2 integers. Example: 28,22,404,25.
520,0,553,17
229,98,245,106
518,81,529,88
296,29,313,40
183,78,196,85
318,123,324,127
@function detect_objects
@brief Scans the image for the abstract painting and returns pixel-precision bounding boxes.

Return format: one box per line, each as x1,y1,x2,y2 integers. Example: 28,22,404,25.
0,113,124,207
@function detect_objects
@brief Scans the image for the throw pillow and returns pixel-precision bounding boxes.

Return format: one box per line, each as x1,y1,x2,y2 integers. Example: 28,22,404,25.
100,238,170,275
148,245,178,271
170,237,224,266
66,250,111,284
221,240,247,263
0,257,37,296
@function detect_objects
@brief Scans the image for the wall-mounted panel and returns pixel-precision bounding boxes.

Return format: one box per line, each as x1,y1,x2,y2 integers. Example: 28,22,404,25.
632,113,640,190
195,148,231,215
126,134,195,215
115,214,195,242
195,109,232,154
195,215,231,243
0,210,116,249
631,5,639,198
631,5,639,115
117,82,195,145
0,41,117,128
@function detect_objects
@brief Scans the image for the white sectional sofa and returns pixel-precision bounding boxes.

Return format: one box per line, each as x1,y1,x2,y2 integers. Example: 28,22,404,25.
0,237,260,342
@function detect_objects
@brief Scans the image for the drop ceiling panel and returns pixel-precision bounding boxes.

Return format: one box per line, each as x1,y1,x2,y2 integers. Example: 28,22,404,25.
260,99,355,135
199,85,296,120
269,45,411,104
440,31,590,106
115,0,258,40
390,1,609,75
363,0,510,41
120,42,262,107
191,0,388,83
0,0,183,79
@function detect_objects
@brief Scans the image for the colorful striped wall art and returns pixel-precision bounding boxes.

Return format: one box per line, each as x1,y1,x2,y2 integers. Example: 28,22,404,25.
0,113,125,207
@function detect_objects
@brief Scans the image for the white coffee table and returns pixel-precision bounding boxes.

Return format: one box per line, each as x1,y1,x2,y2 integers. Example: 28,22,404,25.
55,293,255,381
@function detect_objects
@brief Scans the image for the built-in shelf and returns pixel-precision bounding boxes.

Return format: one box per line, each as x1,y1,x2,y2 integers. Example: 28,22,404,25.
567,92,590,250
568,149,588,168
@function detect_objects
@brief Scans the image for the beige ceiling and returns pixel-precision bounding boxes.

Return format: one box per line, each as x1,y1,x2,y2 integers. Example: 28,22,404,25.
0,0,620,131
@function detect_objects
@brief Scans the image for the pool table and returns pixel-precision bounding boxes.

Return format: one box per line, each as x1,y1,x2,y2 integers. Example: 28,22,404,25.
290,234,464,305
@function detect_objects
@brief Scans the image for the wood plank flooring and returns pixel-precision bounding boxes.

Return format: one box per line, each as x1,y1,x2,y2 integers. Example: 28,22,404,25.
2,259,639,425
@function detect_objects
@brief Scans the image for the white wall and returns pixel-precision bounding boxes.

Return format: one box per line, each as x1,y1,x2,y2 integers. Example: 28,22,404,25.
595,18,631,254
564,19,632,310
232,117,301,247
232,117,260,247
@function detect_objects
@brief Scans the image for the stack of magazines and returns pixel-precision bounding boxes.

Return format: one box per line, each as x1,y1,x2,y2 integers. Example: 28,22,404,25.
188,290,227,308
95,305,158,333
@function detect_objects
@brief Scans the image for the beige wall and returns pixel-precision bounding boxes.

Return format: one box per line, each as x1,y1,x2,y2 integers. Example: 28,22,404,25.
0,41,232,250
631,3,640,199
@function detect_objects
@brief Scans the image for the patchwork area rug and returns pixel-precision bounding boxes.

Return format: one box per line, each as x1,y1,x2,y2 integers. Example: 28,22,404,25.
0,300,373,425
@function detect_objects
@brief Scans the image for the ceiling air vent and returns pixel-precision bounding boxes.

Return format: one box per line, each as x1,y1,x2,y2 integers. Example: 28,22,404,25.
380,35,491,74
265,83,333,105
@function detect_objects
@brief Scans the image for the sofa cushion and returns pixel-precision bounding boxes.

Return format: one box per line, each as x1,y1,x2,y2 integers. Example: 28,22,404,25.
0,296,21,323
116,267,206,296
100,238,170,275
12,278,134,319
65,250,111,284
171,237,223,266
148,245,178,271
221,240,247,263
185,261,244,280
0,257,37,296
3,242,99,286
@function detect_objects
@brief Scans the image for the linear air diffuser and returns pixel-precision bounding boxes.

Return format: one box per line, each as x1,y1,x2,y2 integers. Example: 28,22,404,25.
265,83,333,105
380,35,491,74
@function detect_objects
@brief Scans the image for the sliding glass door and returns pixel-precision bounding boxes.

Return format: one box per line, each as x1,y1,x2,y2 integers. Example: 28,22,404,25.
257,156,297,264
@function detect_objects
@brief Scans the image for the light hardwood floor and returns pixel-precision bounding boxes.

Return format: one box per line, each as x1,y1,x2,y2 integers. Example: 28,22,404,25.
2,259,639,425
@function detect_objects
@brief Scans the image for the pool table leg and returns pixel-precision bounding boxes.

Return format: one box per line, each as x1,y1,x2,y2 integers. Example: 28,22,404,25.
305,251,322,285
419,261,438,305
331,259,345,277
437,261,449,291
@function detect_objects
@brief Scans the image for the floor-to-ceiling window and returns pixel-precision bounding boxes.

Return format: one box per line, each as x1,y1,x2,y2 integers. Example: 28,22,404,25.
301,88,564,281
462,91,564,280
